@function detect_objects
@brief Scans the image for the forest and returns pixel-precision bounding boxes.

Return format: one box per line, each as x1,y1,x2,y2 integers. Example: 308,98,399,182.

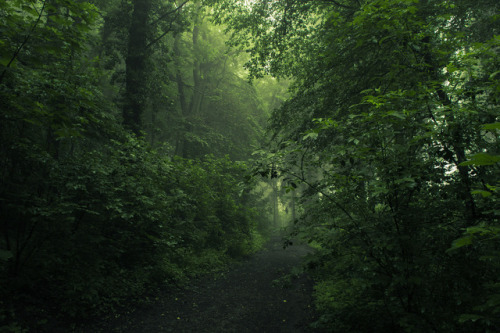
0,0,499,332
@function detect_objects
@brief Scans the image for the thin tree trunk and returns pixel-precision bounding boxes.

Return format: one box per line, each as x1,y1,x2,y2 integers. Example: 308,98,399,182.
174,32,188,156
272,178,279,228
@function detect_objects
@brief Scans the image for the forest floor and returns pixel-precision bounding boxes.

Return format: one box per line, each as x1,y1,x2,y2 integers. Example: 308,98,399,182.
79,234,324,333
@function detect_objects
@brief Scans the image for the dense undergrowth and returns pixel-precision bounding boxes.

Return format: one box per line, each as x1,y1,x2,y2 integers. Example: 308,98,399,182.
0,124,270,331
0,1,278,331
0,128,270,331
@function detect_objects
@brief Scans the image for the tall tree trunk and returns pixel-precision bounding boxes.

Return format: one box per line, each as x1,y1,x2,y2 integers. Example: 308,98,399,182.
174,32,187,156
188,23,204,115
123,0,151,135
175,6,205,158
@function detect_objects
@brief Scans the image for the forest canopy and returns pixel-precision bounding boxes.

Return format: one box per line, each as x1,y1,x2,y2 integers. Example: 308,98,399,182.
1,0,499,332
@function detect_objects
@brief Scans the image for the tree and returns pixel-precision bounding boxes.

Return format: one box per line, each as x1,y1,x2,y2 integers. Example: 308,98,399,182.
1,1,276,330
123,0,152,134
168,8,270,159
122,0,188,135
215,0,500,331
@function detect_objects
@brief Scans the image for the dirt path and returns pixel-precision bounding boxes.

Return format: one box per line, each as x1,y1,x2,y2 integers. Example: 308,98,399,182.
85,235,323,332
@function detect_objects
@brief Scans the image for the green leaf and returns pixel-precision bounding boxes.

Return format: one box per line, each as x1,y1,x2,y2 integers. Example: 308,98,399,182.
303,132,318,140
449,236,473,250
387,111,406,119
471,190,492,198
0,249,13,261
446,62,459,73
459,314,484,323
489,71,500,80
466,225,500,236
0,56,11,67
460,153,500,166
482,122,500,130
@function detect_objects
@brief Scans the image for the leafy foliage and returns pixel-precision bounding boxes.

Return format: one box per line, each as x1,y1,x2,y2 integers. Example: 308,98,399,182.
0,1,273,331
218,0,500,331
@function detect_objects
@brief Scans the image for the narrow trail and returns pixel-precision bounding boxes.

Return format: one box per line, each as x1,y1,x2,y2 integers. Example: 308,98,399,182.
86,235,323,332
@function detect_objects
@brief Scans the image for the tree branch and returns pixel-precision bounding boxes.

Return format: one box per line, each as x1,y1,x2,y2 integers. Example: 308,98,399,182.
150,0,189,27
0,0,46,85
147,6,185,48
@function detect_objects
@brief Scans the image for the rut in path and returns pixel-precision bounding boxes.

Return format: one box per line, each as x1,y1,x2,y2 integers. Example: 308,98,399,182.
89,236,322,332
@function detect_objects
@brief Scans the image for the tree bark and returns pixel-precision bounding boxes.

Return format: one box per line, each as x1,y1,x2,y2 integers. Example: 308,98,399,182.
123,0,152,135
